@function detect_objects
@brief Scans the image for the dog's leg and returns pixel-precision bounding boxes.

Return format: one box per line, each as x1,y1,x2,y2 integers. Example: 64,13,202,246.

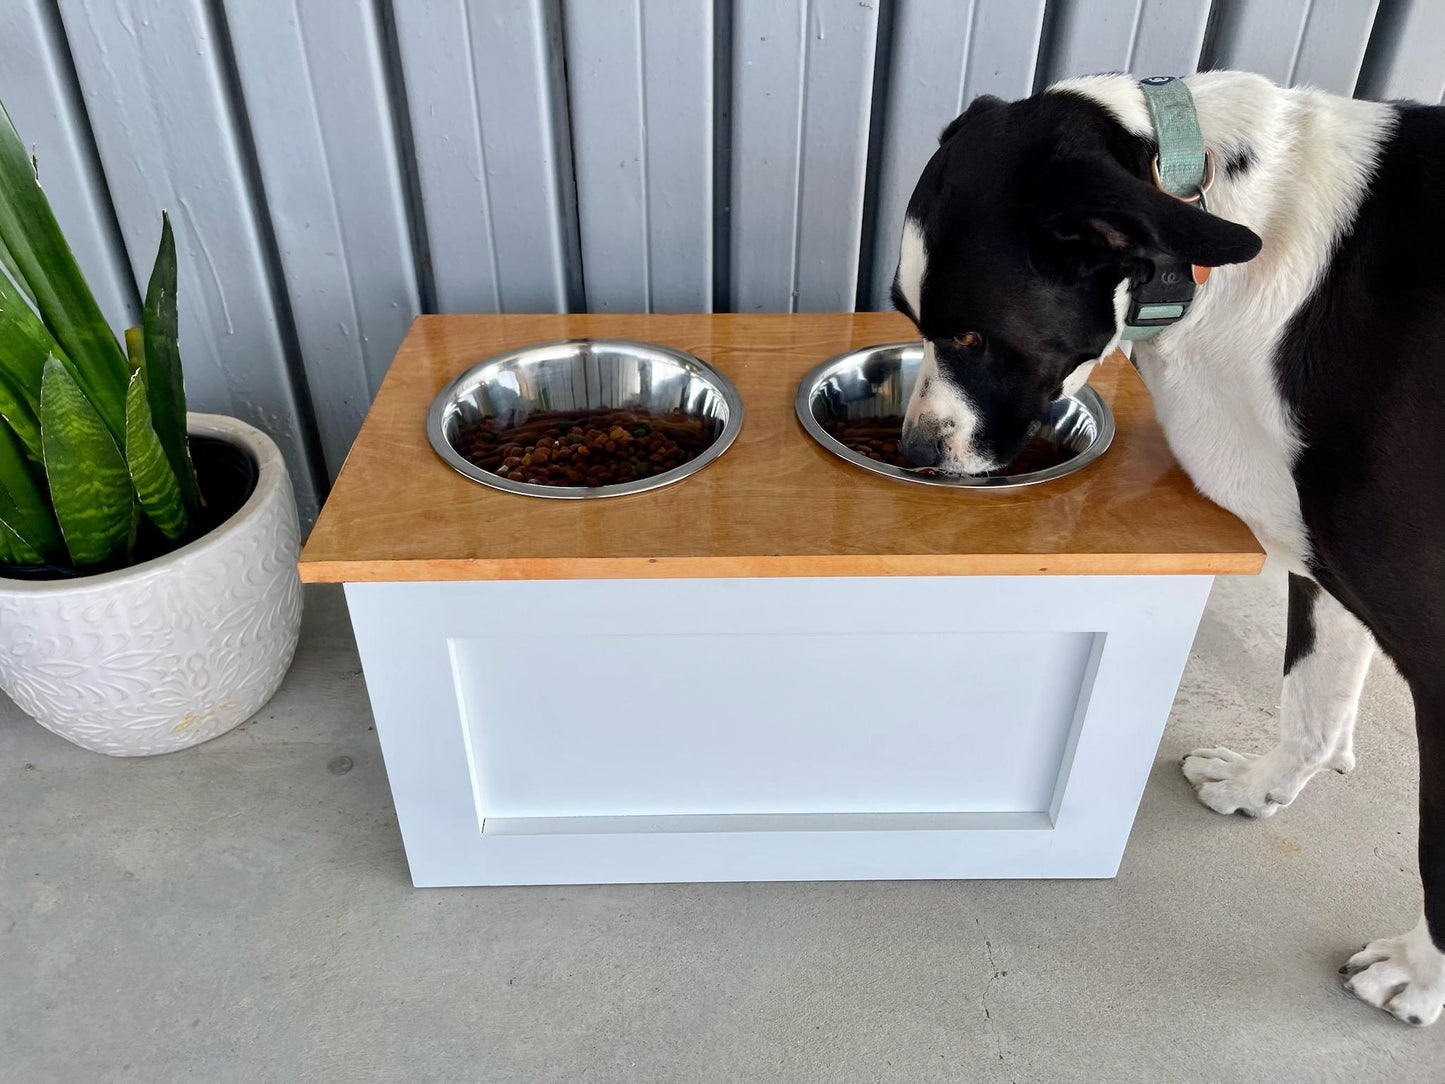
1182,575,1372,817
1342,683,1445,1025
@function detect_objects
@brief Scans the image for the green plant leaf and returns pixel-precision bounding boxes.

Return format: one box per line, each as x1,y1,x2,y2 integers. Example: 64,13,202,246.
0,414,61,561
0,232,35,307
40,355,132,565
0,251,56,409
0,368,40,461
141,213,199,513
125,366,187,540
0,99,128,437
0,494,44,564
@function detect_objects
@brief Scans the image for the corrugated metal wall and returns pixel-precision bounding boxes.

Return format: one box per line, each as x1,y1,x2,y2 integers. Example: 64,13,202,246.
3,0,1442,520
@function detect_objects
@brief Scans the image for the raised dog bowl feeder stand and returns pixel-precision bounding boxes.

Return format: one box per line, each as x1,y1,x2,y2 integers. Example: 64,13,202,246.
300,314,1264,888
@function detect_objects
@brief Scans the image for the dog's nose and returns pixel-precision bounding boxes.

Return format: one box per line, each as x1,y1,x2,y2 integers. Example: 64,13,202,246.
901,422,944,468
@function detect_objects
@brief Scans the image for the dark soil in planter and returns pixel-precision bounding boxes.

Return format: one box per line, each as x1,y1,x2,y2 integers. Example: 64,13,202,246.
0,435,260,582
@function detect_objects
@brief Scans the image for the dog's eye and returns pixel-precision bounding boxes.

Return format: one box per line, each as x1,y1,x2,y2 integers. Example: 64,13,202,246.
952,332,983,351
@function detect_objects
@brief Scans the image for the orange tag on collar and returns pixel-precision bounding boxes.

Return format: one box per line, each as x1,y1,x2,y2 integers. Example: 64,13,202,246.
1192,264,1211,285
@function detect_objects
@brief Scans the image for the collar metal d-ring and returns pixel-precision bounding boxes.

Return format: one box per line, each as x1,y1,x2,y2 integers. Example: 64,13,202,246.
1150,147,1216,205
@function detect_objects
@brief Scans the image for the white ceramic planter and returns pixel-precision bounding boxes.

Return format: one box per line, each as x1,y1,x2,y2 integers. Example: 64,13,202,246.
0,413,303,756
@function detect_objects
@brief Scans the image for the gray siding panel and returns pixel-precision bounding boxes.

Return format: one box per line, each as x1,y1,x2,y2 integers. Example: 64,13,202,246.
0,1,138,335
565,0,714,313
392,0,575,314
1357,0,1445,102
1214,0,1382,95
730,0,878,312
1045,0,1212,82
225,0,421,478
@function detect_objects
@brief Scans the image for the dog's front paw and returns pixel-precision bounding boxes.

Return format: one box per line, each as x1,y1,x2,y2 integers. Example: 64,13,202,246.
1181,747,1283,818
1325,747,1356,774
1325,736,1356,774
1342,917,1445,1026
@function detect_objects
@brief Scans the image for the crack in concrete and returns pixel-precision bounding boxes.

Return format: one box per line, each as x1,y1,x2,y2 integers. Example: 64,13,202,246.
977,918,1015,1081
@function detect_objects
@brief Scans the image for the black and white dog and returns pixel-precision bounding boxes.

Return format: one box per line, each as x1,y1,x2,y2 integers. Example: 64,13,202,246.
892,71,1445,1025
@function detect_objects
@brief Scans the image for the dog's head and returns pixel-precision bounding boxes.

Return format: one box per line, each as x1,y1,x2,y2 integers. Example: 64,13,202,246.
893,90,1262,472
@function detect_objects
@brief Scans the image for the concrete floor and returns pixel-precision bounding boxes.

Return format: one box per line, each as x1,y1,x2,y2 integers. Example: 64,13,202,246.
3,570,1443,1083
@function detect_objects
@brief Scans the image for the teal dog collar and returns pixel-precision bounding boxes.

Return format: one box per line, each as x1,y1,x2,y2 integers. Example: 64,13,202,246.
1140,75,1210,200
1121,76,1216,341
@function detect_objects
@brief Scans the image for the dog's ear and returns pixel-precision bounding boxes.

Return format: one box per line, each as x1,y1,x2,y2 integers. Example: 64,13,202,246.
940,94,1005,144
1041,158,1262,268
1087,182,1263,266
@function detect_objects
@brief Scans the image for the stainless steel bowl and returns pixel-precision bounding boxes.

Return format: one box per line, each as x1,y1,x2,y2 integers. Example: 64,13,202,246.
795,342,1114,489
428,339,744,498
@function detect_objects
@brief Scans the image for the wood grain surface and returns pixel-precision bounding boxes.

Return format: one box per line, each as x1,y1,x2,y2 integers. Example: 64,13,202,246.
298,313,1264,582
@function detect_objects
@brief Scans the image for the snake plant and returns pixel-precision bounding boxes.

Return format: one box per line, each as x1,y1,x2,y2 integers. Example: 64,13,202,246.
0,97,199,570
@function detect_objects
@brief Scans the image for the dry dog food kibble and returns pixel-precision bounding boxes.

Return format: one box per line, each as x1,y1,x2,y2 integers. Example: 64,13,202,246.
822,416,1077,475
454,409,716,487
822,417,910,467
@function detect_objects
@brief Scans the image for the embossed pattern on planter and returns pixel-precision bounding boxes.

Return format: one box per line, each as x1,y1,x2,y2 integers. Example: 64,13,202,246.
0,415,303,757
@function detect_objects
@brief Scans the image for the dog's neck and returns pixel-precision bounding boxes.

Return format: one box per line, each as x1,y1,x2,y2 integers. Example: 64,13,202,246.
1048,72,1396,568
1051,71,1395,337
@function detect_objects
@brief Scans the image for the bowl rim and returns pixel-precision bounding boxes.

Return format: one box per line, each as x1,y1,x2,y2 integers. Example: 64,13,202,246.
426,337,745,499
794,340,1116,489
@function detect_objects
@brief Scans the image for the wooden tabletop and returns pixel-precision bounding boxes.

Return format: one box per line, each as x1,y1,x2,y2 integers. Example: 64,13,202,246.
298,313,1264,582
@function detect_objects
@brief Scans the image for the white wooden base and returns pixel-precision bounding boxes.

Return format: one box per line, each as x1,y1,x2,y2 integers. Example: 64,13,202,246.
344,575,1212,886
